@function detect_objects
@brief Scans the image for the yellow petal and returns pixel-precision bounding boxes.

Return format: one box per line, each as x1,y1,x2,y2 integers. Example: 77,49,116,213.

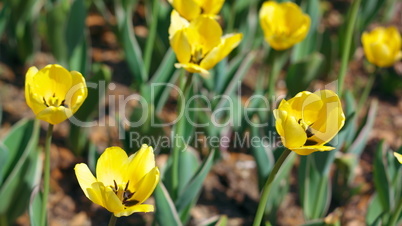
168,10,190,38
274,110,307,148
115,204,154,217
25,66,38,109
102,186,125,214
87,182,106,208
281,2,310,38
200,33,243,71
74,163,97,199
386,27,401,59
361,32,375,64
174,63,210,77
309,90,345,145
130,167,160,204
170,29,192,65
259,1,310,50
66,71,88,113
362,26,402,67
188,16,222,54
394,152,402,164
96,146,128,187
291,145,335,156
31,64,72,101
36,106,72,125
126,145,156,189
287,91,323,126
170,0,201,21
195,0,224,15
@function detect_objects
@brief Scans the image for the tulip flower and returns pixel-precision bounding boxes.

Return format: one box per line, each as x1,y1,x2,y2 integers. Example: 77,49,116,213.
361,26,402,67
259,1,310,50
169,11,242,76
168,0,224,21
25,64,88,125
394,152,402,164
75,145,160,217
273,90,345,155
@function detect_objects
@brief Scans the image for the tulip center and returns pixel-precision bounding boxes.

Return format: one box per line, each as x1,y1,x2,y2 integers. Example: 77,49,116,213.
112,180,139,207
190,47,205,64
43,93,67,108
298,119,318,145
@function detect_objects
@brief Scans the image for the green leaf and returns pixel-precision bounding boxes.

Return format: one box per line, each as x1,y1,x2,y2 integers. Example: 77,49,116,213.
65,0,86,60
29,187,44,226
342,91,358,146
250,117,274,189
69,36,89,76
46,0,70,65
374,140,393,212
0,143,7,184
265,149,296,223
299,155,331,220
175,149,216,212
1,119,38,177
0,119,41,223
348,100,378,156
214,51,257,110
0,3,10,40
177,149,200,196
359,0,386,30
152,70,180,114
154,182,182,226
114,0,146,84
286,53,324,96
366,193,384,225
199,215,228,226
234,94,247,131
149,48,177,109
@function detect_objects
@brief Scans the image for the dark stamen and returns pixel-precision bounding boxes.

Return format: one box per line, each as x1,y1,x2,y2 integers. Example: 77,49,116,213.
124,181,130,191
113,180,118,192
43,97,49,107
306,127,315,138
304,139,318,146
123,191,134,200
123,199,139,207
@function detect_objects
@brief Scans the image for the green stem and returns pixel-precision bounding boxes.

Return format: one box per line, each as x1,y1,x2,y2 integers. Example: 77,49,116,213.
171,71,193,200
253,149,292,226
389,199,402,226
143,0,160,77
108,214,117,226
357,69,376,111
267,50,280,106
338,0,361,97
40,123,54,226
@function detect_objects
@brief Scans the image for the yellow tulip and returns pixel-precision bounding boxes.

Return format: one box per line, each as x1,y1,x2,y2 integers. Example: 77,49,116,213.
361,26,402,67
169,10,242,76
394,152,402,164
25,64,88,125
168,0,224,21
75,145,160,217
273,90,345,155
259,1,310,50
